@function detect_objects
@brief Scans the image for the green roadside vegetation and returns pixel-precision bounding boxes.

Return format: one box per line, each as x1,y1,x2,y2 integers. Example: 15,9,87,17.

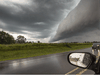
0,43,92,61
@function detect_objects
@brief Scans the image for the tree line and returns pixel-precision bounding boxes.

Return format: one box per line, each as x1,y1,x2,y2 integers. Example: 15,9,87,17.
0,31,26,44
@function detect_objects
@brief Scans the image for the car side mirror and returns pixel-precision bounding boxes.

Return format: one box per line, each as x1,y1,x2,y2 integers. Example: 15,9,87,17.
68,52,96,69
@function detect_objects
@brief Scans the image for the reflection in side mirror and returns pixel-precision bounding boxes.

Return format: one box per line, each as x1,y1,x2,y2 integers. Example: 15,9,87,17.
68,53,92,68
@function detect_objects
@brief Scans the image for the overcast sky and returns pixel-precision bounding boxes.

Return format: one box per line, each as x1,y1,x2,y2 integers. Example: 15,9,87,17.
51,0,100,43
0,0,80,43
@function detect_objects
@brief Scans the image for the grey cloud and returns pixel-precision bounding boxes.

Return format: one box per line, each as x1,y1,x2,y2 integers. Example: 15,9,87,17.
0,0,80,40
50,0,100,42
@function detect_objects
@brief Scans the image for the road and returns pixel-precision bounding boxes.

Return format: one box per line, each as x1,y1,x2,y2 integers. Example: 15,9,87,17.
0,48,95,74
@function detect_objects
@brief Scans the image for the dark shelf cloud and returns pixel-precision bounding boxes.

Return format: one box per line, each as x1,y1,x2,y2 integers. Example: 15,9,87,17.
50,0,100,42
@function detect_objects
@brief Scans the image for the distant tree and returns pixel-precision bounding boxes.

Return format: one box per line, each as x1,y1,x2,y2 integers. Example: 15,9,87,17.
0,31,15,44
93,41,97,43
28,41,32,43
16,35,26,43
37,41,40,43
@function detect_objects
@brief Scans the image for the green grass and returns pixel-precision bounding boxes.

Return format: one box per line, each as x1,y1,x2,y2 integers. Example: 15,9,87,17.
0,43,92,61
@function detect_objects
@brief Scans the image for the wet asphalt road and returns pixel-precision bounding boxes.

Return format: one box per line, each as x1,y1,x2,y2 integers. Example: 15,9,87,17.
0,48,95,74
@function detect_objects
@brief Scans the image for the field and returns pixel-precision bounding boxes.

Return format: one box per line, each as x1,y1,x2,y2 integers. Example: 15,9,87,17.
0,43,92,61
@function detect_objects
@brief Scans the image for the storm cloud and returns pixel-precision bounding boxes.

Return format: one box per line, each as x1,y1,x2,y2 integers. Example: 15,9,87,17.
0,0,80,42
51,0,100,42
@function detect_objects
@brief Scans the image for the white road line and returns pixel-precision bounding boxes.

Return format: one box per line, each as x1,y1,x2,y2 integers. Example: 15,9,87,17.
76,69,87,75
65,67,79,75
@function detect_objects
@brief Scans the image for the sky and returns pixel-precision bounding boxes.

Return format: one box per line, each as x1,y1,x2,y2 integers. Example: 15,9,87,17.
0,0,80,43
51,0,100,43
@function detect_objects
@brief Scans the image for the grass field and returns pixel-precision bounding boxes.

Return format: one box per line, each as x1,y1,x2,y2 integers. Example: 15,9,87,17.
0,43,92,61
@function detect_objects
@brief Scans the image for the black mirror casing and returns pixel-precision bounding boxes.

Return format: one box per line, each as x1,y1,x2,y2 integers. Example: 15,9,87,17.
92,56,100,74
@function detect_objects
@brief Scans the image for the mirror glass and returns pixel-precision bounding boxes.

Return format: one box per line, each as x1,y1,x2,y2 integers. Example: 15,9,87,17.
69,53,92,68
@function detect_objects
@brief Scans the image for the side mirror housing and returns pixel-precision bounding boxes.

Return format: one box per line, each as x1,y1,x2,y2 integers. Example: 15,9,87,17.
68,52,96,69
